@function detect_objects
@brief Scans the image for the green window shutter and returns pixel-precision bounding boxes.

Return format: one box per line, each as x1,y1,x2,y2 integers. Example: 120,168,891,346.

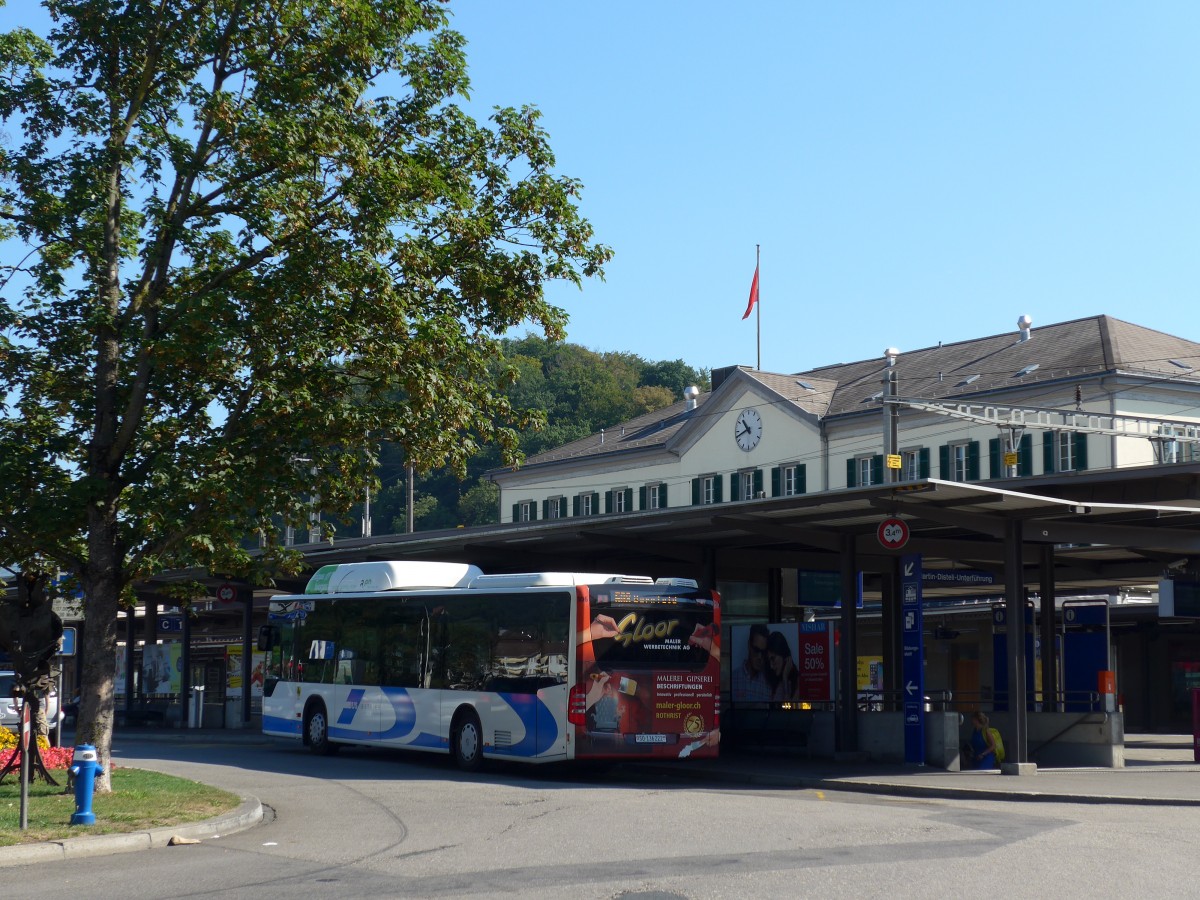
714,474,724,503
753,469,764,498
730,474,740,501
1043,432,1055,473
511,503,519,523
939,445,950,479
624,488,633,511
1019,434,1033,476
771,467,781,497
573,495,580,516
871,455,884,485
989,438,1001,477
639,486,647,509
692,478,701,505
604,490,613,513
797,464,807,494
1074,433,1088,471
846,458,858,488
542,499,549,519
967,441,981,481
919,448,930,479
591,492,599,515
659,483,668,509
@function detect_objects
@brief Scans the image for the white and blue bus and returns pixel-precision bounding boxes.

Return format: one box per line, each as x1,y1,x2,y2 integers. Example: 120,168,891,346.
261,561,721,770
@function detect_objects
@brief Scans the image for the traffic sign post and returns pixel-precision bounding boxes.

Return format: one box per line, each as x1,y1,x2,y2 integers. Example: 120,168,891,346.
901,553,925,765
216,583,237,604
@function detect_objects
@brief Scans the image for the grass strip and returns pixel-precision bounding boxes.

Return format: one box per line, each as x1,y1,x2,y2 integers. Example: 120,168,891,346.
0,768,241,846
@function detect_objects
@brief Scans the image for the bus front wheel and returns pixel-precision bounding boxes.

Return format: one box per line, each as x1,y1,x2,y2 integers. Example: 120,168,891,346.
452,708,483,772
305,702,339,756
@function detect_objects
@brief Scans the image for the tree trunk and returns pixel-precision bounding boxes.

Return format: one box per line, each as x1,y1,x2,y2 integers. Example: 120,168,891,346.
76,548,122,793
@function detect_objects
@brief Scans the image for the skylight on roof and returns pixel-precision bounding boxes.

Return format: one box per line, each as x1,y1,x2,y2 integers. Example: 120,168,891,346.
1014,364,1040,377
796,379,815,390
864,391,883,403
1169,359,1193,370
958,374,980,386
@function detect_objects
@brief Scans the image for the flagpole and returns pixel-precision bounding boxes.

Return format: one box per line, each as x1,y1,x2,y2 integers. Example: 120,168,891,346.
755,244,761,371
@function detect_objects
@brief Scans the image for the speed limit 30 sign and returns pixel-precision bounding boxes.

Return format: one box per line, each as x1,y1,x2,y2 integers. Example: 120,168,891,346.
877,517,910,550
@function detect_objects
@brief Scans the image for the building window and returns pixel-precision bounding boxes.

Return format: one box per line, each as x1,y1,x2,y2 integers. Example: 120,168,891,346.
782,464,803,496
614,489,627,513
545,497,563,520
692,474,723,505
1151,427,1198,464
845,455,882,488
1043,432,1089,473
580,492,595,516
741,471,755,500
1055,433,1074,472
649,483,664,509
901,449,921,481
517,501,535,522
951,443,970,482
858,456,873,486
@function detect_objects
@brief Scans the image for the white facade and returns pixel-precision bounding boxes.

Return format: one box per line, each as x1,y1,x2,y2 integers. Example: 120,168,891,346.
493,316,1200,522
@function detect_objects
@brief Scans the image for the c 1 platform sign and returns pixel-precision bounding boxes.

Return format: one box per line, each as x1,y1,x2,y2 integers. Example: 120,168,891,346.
901,553,925,765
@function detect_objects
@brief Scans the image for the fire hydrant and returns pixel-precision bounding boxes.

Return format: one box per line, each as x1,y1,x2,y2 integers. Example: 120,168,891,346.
69,744,99,826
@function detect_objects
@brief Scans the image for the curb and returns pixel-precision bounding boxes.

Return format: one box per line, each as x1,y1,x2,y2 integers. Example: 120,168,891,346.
0,796,263,869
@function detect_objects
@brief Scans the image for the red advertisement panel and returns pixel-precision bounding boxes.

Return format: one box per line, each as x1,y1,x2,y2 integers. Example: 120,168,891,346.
573,584,720,760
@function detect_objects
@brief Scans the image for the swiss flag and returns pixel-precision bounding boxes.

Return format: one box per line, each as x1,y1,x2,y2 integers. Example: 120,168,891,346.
742,263,759,319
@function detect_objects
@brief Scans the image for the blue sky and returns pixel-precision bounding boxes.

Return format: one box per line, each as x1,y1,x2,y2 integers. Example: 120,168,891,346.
448,2,1200,374
5,2,1197,377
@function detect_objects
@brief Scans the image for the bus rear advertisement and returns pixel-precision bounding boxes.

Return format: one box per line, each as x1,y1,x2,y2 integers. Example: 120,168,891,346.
260,561,720,770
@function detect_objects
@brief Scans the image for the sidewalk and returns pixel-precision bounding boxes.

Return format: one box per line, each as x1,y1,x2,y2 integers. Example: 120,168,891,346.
624,734,1200,806
2,730,1197,868
67,726,1200,805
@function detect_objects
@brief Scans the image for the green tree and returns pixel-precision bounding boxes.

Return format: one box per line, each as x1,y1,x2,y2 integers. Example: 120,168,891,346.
0,0,609,788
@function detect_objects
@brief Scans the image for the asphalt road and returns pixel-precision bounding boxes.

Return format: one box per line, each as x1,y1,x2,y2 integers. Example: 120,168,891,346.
9,736,1200,899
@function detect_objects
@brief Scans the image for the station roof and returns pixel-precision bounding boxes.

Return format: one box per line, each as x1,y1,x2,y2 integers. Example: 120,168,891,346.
213,463,1200,602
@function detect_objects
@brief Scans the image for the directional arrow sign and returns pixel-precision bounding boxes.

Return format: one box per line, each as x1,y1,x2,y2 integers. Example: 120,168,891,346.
901,553,925,765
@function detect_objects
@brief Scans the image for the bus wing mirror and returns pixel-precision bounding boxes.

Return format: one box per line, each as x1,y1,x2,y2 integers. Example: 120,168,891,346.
257,624,279,651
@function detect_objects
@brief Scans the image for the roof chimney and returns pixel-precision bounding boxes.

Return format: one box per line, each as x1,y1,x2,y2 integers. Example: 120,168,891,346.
684,385,700,411
1017,314,1033,342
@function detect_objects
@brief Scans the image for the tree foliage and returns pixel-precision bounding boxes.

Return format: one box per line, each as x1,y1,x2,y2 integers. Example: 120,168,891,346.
0,0,610,787
351,337,709,533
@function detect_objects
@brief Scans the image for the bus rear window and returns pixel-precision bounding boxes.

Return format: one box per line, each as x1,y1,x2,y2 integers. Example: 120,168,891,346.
587,603,715,670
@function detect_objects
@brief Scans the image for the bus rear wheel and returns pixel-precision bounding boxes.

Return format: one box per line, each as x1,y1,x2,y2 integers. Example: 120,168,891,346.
452,708,483,772
305,702,339,756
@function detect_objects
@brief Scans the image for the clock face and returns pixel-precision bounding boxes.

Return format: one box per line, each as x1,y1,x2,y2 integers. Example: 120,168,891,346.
734,408,763,451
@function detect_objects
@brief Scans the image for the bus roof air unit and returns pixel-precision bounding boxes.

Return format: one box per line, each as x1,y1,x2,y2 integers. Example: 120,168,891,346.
306,561,484,594
468,572,656,589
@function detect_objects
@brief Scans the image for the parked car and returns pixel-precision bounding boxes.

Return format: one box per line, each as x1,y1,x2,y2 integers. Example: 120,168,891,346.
0,671,64,745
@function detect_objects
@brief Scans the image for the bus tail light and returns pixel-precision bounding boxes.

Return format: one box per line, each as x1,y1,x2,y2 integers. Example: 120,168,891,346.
568,684,588,726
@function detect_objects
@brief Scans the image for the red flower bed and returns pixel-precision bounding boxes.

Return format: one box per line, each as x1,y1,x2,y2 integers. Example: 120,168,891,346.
0,746,76,770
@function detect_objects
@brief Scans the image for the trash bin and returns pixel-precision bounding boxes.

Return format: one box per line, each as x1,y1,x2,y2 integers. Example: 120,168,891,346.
225,698,243,729
189,686,205,728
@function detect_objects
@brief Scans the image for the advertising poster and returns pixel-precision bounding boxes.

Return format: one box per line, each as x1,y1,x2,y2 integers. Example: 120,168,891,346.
226,648,266,699
575,586,720,759
795,622,835,702
115,650,127,696
732,622,834,704
142,642,181,694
